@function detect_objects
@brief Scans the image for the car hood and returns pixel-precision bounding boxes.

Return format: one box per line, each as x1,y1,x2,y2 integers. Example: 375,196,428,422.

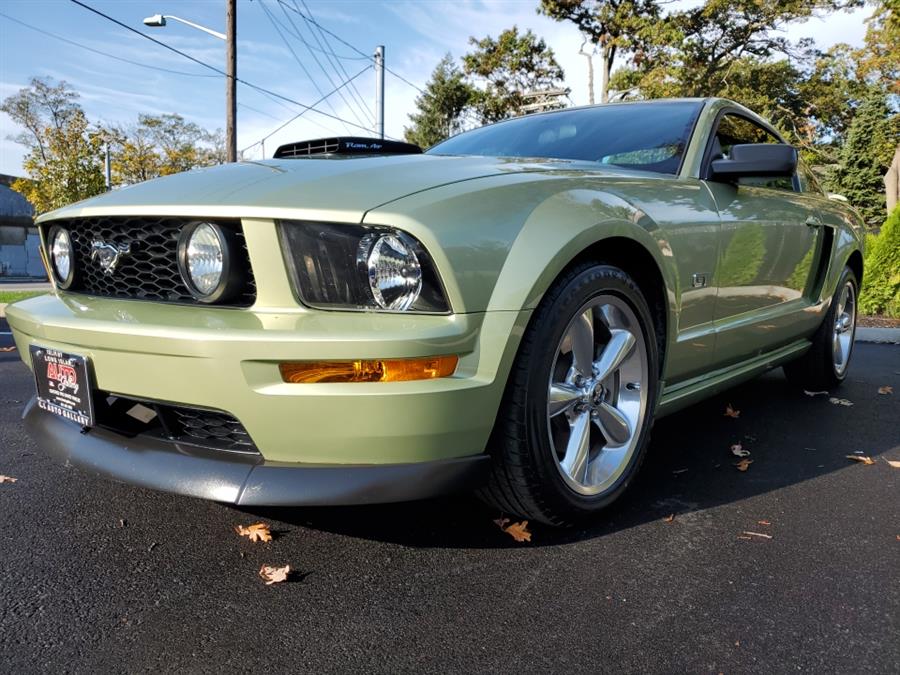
36,154,596,224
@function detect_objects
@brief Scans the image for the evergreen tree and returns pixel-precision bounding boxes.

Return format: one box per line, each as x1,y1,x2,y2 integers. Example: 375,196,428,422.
404,55,474,148
835,89,896,226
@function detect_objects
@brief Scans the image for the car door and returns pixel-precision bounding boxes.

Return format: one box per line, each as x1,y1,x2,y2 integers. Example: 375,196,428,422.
701,112,825,367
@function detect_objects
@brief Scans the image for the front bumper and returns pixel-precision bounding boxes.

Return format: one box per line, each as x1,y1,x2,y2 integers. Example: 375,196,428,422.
8,293,528,503
23,398,490,505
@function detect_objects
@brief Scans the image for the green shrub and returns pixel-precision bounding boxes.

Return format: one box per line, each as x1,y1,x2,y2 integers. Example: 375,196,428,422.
859,206,900,317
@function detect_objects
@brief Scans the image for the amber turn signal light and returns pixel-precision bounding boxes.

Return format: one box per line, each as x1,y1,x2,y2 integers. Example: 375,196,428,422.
279,355,459,383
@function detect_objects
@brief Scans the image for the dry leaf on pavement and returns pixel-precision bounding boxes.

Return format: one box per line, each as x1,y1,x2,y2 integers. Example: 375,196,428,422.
0,475,17,483
734,458,753,472
494,517,531,542
845,455,876,465
258,564,290,585
878,385,893,395
885,459,900,468
803,390,828,397
829,397,853,406
235,523,273,543
663,513,675,523
742,531,772,539
757,520,771,526
731,443,750,458
0,346,16,353
724,404,740,418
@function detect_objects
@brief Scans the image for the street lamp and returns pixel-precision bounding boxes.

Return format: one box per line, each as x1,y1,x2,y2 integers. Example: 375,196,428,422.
142,14,226,40
142,1,237,163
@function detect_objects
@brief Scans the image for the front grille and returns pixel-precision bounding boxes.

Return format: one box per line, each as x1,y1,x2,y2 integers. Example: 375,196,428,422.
94,392,260,455
47,216,256,306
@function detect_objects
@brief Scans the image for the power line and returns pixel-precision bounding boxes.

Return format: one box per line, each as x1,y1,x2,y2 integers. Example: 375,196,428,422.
275,0,426,95
0,11,217,79
295,0,374,125
240,64,372,156
67,0,384,137
262,0,372,129
257,0,353,134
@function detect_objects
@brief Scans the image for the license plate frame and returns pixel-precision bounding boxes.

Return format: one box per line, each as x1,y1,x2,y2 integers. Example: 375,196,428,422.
30,345,95,427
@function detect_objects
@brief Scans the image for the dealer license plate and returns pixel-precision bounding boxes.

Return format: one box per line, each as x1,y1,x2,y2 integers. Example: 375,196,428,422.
30,345,95,427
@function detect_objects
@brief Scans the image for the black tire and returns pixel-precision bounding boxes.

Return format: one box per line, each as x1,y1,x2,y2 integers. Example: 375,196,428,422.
478,263,660,526
784,265,858,390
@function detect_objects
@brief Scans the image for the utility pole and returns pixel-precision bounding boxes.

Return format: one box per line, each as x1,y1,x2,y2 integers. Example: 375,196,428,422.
225,0,237,162
104,143,111,191
374,45,384,139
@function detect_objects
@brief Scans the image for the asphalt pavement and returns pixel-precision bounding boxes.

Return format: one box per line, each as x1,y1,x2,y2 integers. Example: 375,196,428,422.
1,322,898,674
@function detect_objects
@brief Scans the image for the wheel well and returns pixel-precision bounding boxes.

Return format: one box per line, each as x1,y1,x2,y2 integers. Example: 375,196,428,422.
566,237,669,376
846,249,863,286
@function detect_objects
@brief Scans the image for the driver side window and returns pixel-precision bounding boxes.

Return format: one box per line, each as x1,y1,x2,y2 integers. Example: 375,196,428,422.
711,114,795,192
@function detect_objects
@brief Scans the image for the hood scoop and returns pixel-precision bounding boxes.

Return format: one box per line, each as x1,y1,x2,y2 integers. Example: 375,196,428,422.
273,136,422,159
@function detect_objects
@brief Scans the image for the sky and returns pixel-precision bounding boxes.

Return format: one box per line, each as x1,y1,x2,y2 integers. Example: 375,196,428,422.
0,0,874,177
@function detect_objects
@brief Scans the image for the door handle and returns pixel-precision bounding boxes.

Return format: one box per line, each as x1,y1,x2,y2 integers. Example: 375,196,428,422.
805,216,823,227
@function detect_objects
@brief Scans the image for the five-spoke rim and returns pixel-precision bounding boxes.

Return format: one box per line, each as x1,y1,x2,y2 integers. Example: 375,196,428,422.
547,295,648,496
832,280,856,375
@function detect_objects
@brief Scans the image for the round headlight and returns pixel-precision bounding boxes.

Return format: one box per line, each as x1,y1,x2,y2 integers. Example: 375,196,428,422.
360,233,422,311
49,226,74,288
177,221,243,303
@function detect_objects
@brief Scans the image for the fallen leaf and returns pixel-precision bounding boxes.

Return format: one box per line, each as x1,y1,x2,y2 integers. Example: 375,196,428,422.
0,346,15,353
724,404,740,418
878,385,893,395
502,521,532,543
731,443,750,458
118,519,126,528
742,531,772,539
885,459,900,469
845,455,876,465
757,520,771,526
829,397,853,407
663,513,675,523
0,475,17,483
234,522,273,543
804,390,828,396
734,458,753,472
259,564,290,585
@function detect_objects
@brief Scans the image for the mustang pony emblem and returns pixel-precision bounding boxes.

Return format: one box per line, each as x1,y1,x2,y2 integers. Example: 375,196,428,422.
90,239,133,275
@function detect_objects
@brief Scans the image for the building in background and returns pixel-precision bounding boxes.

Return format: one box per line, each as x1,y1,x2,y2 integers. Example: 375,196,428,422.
0,174,44,279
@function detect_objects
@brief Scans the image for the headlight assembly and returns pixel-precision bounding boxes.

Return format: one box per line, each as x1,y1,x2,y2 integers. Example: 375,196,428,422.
279,221,449,313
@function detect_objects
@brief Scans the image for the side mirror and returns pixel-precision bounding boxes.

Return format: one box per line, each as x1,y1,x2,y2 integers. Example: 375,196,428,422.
710,143,798,181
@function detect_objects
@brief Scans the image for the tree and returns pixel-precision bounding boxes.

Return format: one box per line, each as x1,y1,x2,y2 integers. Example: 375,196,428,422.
1,78,105,214
462,27,565,123
404,55,475,148
539,0,671,103
12,109,106,214
109,113,225,186
834,89,897,226
0,76,80,164
859,205,900,317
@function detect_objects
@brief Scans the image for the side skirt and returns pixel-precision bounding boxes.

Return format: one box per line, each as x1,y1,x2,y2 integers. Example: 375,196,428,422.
655,340,811,419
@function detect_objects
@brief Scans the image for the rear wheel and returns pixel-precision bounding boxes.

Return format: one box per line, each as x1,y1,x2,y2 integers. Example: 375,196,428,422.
784,265,858,390
479,263,659,526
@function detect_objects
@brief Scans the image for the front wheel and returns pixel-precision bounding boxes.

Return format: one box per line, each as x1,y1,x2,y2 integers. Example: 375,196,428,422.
784,266,858,390
479,263,659,526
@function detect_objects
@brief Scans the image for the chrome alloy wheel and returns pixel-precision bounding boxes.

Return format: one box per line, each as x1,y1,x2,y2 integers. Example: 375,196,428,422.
547,295,649,496
832,280,856,376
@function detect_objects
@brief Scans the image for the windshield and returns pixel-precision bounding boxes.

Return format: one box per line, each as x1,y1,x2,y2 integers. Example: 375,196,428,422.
427,101,703,175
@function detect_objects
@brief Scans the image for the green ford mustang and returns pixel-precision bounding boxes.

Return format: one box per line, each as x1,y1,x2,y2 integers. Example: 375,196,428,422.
7,98,864,525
